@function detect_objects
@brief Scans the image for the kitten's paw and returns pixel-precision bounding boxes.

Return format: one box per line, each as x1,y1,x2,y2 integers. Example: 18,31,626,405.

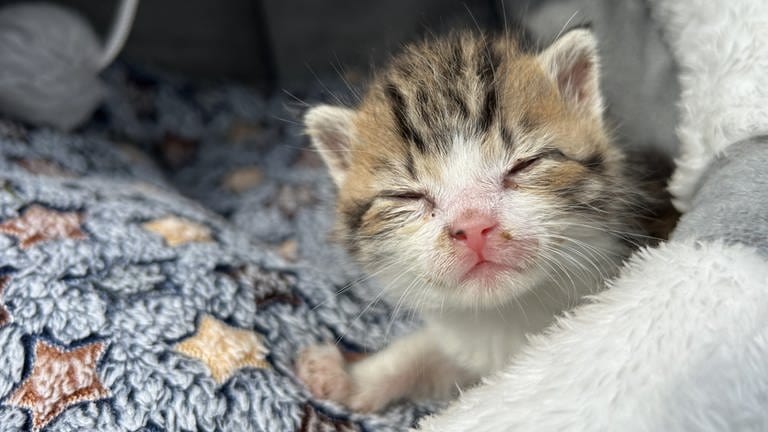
296,344,352,403
346,388,392,413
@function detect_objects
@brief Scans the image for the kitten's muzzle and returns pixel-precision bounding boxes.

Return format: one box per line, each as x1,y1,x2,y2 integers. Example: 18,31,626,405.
449,212,498,259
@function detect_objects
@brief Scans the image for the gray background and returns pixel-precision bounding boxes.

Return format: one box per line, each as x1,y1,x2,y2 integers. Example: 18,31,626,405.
0,0,679,154
36,0,501,87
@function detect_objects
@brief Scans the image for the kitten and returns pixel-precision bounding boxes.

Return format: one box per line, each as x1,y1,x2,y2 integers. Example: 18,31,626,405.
296,28,665,412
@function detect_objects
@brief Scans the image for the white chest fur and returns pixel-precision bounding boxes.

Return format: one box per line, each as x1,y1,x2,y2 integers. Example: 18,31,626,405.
426,296,564,375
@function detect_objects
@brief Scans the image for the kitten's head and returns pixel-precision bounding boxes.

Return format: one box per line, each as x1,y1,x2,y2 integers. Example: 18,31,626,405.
306,29,635,310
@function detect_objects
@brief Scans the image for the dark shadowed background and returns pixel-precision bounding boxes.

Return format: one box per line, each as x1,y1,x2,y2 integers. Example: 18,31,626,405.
2,0,679,154
25,0,515,87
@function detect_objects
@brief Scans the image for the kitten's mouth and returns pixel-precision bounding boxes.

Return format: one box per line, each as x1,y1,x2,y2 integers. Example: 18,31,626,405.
460,260,511,281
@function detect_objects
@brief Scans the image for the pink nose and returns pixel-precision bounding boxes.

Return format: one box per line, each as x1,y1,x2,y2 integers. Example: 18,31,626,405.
450,214,498,255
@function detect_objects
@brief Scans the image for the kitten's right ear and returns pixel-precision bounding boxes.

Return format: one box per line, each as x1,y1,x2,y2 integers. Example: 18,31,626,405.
537,28,603,119
304,105,356,187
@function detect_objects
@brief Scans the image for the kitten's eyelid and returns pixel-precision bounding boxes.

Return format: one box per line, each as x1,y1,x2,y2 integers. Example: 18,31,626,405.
542,148,567,159
378,190,427,201
377,190,437,210
529,148,566,160
506,156,542,176
506,148,567,176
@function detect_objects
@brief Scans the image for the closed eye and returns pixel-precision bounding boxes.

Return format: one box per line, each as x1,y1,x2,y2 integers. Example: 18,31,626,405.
506,157,541,176
378,190,434,207
379,190,424,200
505,149,566,177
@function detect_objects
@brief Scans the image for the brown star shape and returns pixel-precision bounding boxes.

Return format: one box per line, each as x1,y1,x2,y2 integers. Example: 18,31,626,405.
174,315,269,384
14,158,77,178
142,216,213,247
227,119,265,145
0,275,10,327
160,133,199,168
0,205,86,249
5,340,109,431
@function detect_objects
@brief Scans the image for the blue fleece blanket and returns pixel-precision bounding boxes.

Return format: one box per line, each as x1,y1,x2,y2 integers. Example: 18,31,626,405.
0,65,435,432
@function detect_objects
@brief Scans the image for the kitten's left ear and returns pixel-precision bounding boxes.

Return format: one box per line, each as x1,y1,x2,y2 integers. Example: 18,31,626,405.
537,28,603,119
304,105,356,187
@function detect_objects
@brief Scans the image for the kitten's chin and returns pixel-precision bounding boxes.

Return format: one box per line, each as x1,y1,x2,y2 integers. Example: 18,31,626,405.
453,269,542,308
460,260,519,283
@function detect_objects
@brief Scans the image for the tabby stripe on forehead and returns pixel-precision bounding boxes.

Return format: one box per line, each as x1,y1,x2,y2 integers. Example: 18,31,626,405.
500,127,514,147
384,83,427,153
476,40,500,132
476,40,498,88
444,43,469,120
449,40,464,78
479,85,497,132
415,88,433,130
446,87,470,120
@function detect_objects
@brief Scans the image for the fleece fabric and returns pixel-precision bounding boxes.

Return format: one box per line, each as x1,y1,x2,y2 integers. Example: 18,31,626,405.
0,64,434,432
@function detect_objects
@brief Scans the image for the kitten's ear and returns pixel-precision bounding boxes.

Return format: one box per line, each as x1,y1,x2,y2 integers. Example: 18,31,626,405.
304,105,356,187
537,28,603,119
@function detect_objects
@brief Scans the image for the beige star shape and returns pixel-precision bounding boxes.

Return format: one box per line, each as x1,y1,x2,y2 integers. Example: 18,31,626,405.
0,205,86,249
222,166,263,193
0,275,10,326
174,315,270,384
227,119,264,144
142,216,213,247
4,340,109,431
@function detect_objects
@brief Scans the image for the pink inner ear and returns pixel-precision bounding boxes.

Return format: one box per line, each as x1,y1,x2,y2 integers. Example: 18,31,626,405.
557,57,593,103
317,127,350,171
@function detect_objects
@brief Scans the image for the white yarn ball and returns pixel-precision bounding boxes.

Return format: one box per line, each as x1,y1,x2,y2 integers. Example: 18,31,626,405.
0,3,105,130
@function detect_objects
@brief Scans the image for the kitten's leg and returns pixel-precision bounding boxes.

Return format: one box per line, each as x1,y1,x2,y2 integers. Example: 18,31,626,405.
296,343,353,403
296,329,475,412
347,329,475,412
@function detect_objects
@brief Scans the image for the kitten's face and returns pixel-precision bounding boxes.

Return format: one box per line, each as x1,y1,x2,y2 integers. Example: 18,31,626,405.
307,30,631,310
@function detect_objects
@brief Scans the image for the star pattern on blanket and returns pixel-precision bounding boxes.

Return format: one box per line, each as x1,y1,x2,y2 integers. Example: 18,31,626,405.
160,133,199,168
142,216,213,247
222,166,264,193
0,275,10,327
5,340,109,431
0,205,86,249
276,238,299,262
14,158,77,178
174,315,270,384
227,119,265,145
275,184,317,219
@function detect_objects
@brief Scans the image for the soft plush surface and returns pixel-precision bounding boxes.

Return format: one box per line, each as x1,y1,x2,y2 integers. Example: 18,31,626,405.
649,0,768,211
0,65,435,431
416,241,768,432
416,0,768,430
671,136,768,254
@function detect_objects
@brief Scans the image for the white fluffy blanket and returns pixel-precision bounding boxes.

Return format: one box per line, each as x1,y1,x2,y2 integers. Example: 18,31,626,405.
416,242,768,431
416,0,768,430
652,0,768,210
